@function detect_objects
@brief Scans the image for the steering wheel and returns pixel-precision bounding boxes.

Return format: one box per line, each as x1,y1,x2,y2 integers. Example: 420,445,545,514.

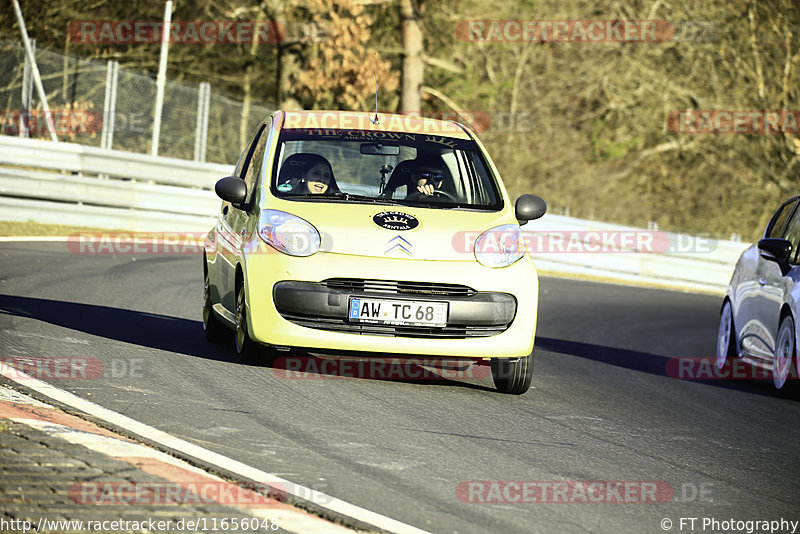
430,189,457,202
408,188,457,202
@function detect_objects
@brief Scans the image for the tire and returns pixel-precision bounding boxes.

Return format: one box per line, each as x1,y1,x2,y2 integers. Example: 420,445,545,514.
234,280,268,365
773,314,795,390
491,350,535,395
203,268,228,343
716,300,736,370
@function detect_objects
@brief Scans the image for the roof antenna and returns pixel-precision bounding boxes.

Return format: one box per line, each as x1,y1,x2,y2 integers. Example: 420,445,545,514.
369,51,380,124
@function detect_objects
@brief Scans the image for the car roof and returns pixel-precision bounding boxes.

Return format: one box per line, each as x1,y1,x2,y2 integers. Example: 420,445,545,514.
276,110,473,139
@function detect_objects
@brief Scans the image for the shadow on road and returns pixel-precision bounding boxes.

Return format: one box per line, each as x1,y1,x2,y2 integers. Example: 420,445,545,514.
263,352,498,392
0,293,236,363
535,336,800,400
0,293,498,392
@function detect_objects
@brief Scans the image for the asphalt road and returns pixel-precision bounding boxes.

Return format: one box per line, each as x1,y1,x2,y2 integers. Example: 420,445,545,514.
1,241,799,534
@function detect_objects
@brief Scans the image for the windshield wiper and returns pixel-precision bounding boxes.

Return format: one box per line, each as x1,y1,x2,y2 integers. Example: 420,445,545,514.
395,198,463,209
282,192,397,204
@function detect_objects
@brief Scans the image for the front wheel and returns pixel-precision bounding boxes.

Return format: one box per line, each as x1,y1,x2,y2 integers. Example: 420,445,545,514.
235,282,265,364
773,315,795,390
491,351,535,395
716,300,736,370
203,269,228,343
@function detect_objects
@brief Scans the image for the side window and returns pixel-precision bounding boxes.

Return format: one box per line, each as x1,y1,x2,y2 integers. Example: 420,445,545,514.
243,123,270,204
783,208,800,264
233,125,265,179
766,199,797,238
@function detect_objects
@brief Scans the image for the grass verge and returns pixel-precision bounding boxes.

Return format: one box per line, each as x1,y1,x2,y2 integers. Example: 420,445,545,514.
0,220,108,237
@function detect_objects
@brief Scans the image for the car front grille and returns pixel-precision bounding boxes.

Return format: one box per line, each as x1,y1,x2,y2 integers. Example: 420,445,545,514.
321,278,477,297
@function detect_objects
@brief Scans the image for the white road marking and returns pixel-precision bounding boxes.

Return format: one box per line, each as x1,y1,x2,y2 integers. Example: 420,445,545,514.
0,362,431,534
0,236,69,242
251,509,354,534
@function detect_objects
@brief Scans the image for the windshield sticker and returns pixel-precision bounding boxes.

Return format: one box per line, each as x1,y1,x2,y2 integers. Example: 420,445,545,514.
424,135,458,148
277,182,293,192
280,129,475,152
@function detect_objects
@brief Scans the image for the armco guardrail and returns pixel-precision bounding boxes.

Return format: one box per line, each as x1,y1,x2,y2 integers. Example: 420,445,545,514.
527,214,748,293
0,135,231,187
0,135,747,292
0,135,227,232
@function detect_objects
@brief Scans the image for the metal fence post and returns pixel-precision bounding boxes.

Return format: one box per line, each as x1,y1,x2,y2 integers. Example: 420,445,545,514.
101,60,119,150
19,38,34,138
12,0,57,142
151,0,172,156
194,82,210,162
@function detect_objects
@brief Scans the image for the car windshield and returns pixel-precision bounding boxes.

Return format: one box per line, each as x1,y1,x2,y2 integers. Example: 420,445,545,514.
270,129,502,210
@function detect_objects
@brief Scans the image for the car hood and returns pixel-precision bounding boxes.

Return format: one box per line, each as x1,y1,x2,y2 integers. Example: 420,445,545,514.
269,200,515,261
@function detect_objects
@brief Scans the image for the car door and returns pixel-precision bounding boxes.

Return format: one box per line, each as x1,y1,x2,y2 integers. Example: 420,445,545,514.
741,200,798,359
765,204,800,356
217,123,268,314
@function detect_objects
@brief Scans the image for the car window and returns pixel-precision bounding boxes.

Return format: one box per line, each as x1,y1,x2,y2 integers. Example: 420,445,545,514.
233,125,265,180
243,122,269,204
765,199,797,238
270,129,502,210
782,206,800,264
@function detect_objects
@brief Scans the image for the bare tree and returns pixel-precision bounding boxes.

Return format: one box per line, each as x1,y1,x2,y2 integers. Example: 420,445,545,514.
399,0,423,112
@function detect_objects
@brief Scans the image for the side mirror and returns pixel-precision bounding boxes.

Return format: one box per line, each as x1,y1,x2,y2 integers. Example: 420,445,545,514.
758,237,792,275
515,194,547,225
215,176,247,205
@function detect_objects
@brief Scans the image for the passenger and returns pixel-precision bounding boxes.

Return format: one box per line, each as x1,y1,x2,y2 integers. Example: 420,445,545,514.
277,153,340,195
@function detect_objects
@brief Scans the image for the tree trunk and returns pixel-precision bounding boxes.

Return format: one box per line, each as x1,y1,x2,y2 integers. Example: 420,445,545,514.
239,37,259,149
399,0,423,113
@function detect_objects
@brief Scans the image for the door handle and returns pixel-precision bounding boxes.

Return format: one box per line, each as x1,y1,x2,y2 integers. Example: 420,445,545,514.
758,277,767,286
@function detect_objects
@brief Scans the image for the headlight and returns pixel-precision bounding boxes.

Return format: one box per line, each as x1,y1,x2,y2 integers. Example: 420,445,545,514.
258,210,320,257
474,224,525,268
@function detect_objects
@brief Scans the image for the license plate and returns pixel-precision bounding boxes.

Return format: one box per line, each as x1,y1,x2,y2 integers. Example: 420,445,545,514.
348,298,448,327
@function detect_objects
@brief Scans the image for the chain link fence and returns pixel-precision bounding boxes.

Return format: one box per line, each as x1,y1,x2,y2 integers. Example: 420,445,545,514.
0,40,274,164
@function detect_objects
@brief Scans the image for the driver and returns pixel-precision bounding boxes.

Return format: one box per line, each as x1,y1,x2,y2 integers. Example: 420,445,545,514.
408,158,448,199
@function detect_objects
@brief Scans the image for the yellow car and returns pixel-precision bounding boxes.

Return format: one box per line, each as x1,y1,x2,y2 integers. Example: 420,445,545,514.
202,111,547,394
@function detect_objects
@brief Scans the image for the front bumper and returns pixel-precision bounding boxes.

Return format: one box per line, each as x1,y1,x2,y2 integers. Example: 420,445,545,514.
242,246,539,358
273,279,517,338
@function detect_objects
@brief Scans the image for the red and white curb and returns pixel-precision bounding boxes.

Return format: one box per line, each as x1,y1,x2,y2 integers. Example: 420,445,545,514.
0,387,352,533
0,362,431,534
